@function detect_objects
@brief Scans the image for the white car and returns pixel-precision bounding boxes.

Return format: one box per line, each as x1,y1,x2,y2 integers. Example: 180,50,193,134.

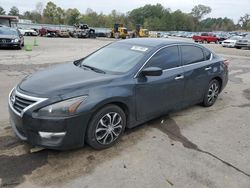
221,36,242,47
18,28,38,36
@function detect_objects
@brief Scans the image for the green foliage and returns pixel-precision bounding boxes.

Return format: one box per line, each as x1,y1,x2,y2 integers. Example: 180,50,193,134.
129,4,167,25
21,11,42,23
65,8,80,25
3,2,249,31
0,6,6,15
43,1,58,24
191,4,211,20
246,21,250,31
8,6,19,16
200,17,235,31
238,14,250,30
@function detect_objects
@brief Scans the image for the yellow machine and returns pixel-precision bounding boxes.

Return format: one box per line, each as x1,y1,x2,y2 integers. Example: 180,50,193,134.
135,24,149,37
107,23,128,39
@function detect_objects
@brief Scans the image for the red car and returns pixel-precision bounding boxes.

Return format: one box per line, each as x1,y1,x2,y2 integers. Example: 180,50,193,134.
192,33,219,43
39,27,59,37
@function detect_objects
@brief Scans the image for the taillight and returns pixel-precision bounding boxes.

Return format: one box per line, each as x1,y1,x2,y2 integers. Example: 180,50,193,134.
223,59,229,68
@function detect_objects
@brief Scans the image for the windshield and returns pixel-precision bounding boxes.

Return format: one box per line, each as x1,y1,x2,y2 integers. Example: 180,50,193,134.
0,28,18,36
245,35,250,39
80,44,149,73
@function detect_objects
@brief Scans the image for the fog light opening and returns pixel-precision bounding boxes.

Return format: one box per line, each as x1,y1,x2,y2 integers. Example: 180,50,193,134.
39,132,66,139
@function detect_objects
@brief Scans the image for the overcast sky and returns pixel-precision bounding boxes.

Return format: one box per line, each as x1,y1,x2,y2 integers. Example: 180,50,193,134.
1,0,249,23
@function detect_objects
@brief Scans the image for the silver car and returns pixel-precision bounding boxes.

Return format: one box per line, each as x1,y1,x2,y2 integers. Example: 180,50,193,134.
235,35,250,49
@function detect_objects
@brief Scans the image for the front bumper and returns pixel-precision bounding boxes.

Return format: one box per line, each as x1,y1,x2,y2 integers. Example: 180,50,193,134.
8,102,91,150
235,43,250,48
222,43,235,47
0,42,20,48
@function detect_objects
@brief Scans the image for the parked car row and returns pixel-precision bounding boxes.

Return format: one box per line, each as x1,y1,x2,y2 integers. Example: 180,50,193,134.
220,34,250,49
187,31,250,50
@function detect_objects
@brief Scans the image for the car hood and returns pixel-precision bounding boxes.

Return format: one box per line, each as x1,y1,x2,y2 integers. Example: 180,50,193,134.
19,63,118,97
0,34,16,39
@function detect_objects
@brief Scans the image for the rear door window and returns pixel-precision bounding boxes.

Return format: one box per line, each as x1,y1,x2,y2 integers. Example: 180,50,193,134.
181,45,205,65
204,48,211,60
145,46,180,69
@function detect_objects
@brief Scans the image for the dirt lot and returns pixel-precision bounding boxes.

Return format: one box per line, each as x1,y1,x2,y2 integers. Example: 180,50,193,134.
0,37,250,188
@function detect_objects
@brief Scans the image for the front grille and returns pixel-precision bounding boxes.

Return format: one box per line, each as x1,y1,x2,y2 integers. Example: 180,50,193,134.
13,95,36,113
0,38,11,43
9,89,48,117
238,40,248,43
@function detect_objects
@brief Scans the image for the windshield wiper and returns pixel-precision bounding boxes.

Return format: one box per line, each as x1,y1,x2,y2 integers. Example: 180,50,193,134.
80,64,106,74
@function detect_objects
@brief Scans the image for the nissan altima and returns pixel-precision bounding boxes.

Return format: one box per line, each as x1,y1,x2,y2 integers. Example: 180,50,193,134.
8,38,228,150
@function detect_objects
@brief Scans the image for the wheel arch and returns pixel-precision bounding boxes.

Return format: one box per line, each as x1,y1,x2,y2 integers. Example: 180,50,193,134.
90,99,131,127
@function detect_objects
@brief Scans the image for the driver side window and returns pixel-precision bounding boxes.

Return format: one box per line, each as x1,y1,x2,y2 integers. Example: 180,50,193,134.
145,46,180,70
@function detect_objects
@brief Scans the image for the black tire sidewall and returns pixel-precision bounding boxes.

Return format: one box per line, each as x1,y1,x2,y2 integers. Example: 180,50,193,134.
203,79,220,107
86,105,126,150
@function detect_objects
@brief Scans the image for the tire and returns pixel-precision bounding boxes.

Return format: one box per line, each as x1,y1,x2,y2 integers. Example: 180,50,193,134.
17,43,22,50
89,31,96,38
203,79,221,107
114,33,119,39
86,105,126,150
236,46,241,49
107,32,112,38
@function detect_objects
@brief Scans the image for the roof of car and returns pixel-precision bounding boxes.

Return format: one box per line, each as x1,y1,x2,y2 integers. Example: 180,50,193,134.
117,38,195,48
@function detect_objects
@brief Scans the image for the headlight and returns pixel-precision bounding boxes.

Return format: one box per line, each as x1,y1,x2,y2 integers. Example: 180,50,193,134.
11,38,19,43
37,96,87,117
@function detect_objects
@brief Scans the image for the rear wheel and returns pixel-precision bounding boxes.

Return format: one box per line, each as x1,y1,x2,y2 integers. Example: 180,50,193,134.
203,79,221,107
86,105,126,150
236,46,241,49
89,31,96,38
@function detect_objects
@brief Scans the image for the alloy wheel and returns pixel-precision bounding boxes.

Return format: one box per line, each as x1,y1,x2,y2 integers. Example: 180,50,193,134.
95,112,123,145
207,82,219,104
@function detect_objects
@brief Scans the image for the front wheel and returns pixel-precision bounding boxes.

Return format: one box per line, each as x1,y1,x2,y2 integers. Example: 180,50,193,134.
203,79,220,107
86,105,126,150
114,32,120,39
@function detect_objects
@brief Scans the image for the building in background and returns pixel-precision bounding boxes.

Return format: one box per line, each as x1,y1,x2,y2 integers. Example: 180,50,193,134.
19,19,33,24
0,15,19,27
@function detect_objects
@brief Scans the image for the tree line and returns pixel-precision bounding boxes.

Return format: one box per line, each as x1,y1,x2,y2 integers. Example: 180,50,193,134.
0,2,250,31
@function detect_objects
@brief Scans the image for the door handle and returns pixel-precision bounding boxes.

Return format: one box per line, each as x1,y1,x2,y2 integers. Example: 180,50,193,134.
205,67,212,71
175,75,184,80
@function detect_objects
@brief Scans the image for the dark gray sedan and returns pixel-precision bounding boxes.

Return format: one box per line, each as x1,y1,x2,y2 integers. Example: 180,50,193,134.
8,38,228,150
0,26,24,49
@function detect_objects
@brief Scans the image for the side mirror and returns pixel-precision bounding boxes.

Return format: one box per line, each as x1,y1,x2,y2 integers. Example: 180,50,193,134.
140,67,163,77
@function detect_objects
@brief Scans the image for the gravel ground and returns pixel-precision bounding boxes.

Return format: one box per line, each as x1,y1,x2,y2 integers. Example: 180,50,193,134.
0,37,250,188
